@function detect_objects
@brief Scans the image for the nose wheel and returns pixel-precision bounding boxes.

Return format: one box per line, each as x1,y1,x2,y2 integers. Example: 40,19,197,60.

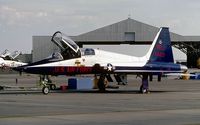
42,86,49,95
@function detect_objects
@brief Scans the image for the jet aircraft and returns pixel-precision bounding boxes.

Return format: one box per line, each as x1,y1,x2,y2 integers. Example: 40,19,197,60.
15,27,188,94
0,50,27,68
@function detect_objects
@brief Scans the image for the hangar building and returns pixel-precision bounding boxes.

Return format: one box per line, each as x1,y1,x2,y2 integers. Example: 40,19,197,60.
32,18,200,68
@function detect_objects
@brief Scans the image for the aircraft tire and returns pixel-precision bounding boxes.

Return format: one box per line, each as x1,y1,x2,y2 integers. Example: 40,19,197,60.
0,86,4,90
139,85,144,93
139,85,149,94
42,86,49,95
98,81,105,92
50,84,56,90
97,74,106,92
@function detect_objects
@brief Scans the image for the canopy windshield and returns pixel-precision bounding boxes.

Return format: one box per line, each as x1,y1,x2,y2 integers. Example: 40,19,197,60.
51,31,81,60
0,49,10,58
51,31,79,53
10,51,20,59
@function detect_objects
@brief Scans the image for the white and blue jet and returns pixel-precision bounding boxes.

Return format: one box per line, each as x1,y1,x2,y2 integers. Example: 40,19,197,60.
15,27,188,94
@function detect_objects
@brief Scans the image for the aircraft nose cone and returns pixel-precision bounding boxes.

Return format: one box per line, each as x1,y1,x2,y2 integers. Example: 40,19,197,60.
180,65,188,72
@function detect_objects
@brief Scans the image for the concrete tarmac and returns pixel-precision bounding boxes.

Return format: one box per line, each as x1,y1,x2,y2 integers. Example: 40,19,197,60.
0,74,200,125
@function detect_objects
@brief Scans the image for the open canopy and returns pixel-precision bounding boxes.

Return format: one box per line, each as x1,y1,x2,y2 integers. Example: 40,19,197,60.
0,49,10,58
10,51,20,60
51,31,79,53
51,31,81,60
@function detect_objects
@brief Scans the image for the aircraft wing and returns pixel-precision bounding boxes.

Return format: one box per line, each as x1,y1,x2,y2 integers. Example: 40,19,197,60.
165,73,195,76
164,73,196,79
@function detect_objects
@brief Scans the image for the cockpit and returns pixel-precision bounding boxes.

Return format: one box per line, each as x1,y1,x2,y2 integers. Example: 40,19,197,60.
81,48,95,56
51,31,81,60
50,52,64,61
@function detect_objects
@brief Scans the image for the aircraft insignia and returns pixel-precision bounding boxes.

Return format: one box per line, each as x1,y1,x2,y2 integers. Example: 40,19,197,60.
107,63,115,71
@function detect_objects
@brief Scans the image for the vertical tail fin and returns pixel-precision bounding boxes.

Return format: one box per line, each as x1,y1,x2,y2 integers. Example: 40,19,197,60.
145,27,174,63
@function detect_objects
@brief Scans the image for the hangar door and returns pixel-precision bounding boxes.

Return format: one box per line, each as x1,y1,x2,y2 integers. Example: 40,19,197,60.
124,32,135,42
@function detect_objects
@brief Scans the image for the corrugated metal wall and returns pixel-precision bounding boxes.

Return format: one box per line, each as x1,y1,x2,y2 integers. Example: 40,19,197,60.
32,36,60,62
32,18,185,62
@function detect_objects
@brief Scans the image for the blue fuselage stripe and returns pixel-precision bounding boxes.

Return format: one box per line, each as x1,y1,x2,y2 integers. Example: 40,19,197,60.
19,62,182,75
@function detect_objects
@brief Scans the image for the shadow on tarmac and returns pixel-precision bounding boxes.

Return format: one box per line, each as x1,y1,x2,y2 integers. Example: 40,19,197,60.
0,89,177,95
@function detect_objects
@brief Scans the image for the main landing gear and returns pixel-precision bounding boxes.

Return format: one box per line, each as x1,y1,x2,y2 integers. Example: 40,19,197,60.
96,73,150,94
97,74,106,92
140,74,150,94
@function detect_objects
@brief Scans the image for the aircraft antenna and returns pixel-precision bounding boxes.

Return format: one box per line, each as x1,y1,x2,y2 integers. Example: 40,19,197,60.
128,14,131,19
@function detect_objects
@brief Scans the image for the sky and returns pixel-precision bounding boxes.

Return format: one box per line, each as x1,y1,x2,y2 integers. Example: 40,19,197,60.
0,0,200,60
